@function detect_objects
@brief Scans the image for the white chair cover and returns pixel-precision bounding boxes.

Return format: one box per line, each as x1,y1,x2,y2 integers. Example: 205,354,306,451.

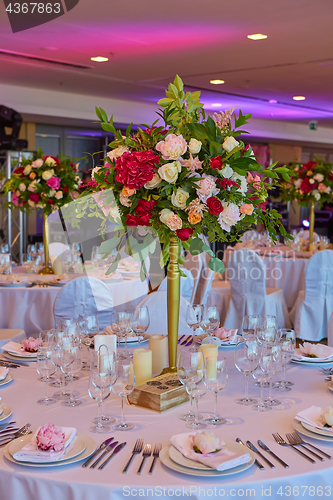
297,230,319,241
224,249,290,329
135,291,192,336
183,252,204,303
240,230,257,242
157,268,194,303
327,311,333,347
53,277,114,331
49,242,69,258
290,250,333,341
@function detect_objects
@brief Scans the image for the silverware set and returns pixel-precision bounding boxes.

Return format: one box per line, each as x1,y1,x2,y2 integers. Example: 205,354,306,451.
272,432,331,463
81,437,126,469
0,423,31,446
122,439,161,474
0,359,27,369
237,438,289,470
178,335,193,347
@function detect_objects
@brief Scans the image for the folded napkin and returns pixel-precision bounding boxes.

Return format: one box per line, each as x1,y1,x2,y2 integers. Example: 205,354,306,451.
0,367,9,381
293,343,333,361
170,432,251,471
213,328,238,344
295,406,333,433
103,326,112,335
1,341,36,357
13,426,77,463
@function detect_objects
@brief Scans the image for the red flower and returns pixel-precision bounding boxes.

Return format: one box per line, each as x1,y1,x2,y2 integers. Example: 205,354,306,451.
210,156,223,171
115,150,159,189
62,186,69,193
135,199,156,216
329,172,333,182
13,167,24,175
70,163,77,172
126,214,139,226
258,201,266,211
176,228,194,241
47,199,54,205
218,179,240,190
29,193,40,203
206,196,223,215
303,161,317,170
137,214,151,226
300,178,316,193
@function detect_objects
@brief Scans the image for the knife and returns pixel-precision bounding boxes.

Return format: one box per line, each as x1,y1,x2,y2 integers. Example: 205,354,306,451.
257,440,289,468
82,437,114,468
180,336,191,346
90,440,118,468
98,442,127,470
246,441,275,468
0,427,19,436
236,438,264,470
178,335,185,344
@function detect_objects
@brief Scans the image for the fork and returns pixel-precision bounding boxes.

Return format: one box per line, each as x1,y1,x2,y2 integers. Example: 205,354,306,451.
286,433,324,461
137,443,151,474
272,433,315,463
122,439,143,473
290,432,332,460
0,425,32,446
148,443,162,474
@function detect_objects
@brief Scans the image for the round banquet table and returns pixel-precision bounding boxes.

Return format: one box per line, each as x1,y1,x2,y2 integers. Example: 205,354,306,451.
0,346,332,500
0,273,148,336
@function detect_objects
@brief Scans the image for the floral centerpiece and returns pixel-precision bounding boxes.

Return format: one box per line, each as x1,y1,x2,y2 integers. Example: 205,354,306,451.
69,75,290,371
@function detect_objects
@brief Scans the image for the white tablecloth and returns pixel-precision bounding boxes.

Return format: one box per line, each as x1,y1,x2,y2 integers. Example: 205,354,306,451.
0,347,332,499
0,274,148,336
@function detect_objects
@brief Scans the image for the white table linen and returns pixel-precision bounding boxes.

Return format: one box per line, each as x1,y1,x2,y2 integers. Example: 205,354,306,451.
0,347,333,499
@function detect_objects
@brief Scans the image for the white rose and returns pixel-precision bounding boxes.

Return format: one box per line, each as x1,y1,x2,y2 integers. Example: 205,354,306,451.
42,169,54,181
324,407,333,426
219,164,233,179
171,188,189,209
32,159,44,169
232,172,248,194
28,199,35,207
44,157,57,167
222,136,239,153
91,166,101,180
49,190,56,197
55,191,63,199
107,145,130,160
19,183,26,192
159,208,173,225
188,139,202,155
158,161,181,184
314,173,324,182
144,173,162,189
313,189,321,201
28,181,38,192
309,179,315,184
23,165,32,175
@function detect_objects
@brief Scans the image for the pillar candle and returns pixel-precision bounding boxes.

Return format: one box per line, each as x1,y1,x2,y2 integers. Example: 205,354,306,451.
133,348,152,387
94,334,117,356
52,260,63,275
149,335,167,374
205,356,217,380
200,343,218,362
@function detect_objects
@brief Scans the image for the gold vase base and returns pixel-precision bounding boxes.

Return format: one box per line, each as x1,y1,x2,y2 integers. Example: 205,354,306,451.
39,267,54,275
160,367,177,375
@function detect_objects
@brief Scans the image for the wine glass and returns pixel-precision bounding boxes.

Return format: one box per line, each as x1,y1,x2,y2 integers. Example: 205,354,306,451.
256,316,277,346
252,346,274,412
60,336,83,406
78,314,99,366
130,306,150,348
88,347,117,433
111,310,130,359
178,349,206,429
274,329,296,392
36,340,56,406
186,304,203,348
234,339,259,405
204,353,228,425
241,315,259,340
264,343,282,406
200,306,219,338
112,359,135,431
52,331,71,400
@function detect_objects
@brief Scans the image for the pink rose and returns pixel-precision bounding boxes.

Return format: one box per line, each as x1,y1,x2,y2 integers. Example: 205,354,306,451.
36,424,65,451
166,213,183,231
218,202,240,232
46,176,61,190
318,182,331,194
11,192,23,207
196,175,219,202
180,154,203,171
240,203,254,215
294,179,302,189
156,133,187,160
22,337,42,352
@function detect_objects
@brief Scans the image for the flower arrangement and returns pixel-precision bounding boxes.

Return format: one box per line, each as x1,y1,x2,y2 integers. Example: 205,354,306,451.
71,75,290,277
36,424,65,451
3,149,80,215
280,159,333,208
21,337,42,353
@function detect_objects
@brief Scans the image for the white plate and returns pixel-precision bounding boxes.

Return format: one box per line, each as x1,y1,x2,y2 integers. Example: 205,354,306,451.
3,350,37,360
195,334,238,348
120,334,149,344
160,444,254,477
4,433,96,467
9,434,86,463
292,356,333,364
0,282,30,288
0,403,12,422
293,419,333,442
0,373,13,387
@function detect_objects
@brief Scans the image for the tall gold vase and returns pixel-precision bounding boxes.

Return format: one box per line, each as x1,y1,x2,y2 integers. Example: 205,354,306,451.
39,213,54,275
164,235,180,373
308,202,316,251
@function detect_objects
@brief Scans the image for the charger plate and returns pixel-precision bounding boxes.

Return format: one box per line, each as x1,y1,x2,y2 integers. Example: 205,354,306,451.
0,373,13,387
293,419,333,442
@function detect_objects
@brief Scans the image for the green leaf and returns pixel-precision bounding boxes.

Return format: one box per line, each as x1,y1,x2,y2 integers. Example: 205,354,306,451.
282,172,291,182
174,75,184,92
209,141,223,158
206,116,217,141
106,252,121,274
201,243,214,258
209,257,225,273
101,123,117,134
126,123,133,136
99,237,120,254
95,106,102,121
99,108,108,123
189,237,205,256
262,169,279,179
157,97,174,107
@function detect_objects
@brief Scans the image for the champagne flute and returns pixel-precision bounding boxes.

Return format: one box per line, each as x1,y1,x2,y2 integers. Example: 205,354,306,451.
130,306,150,348
112,359,135,431
252,346,273,412
274,329,296,391
200,306,219,338
204,353,228,425
178,349,206,429
264,343,282,406
186,304,203,348
36,343,56,406
234,339,259,405
60,336,83,406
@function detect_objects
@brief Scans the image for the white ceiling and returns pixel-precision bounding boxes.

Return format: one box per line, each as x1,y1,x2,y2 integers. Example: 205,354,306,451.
1,0,333,127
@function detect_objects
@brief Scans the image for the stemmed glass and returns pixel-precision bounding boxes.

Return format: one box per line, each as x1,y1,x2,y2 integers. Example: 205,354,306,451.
78,314,99,368
252,346,274,412
36,337,56,406
234,339,259,405
274,329,296,391
204,353,228,425
200,306,219,338
256,316,277,346
60,336,83,406
111,311,130,359
264,343,282,406
112,359,135,431
130,307,150,348
186,304,203,348
241,315,259,340
88,347,117,433
178,349,206,429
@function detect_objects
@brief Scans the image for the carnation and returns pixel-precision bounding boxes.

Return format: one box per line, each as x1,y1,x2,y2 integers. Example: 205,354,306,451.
196,174,219,202
46,177,61,190
115,150,159,189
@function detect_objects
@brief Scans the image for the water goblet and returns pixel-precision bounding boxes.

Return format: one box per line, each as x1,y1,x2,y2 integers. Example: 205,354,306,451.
234,339,259,405
130,306,150,348
204,353,228,425
186,304,203,348
274,329,296,391
36,343,56,406
200,306,219,338
112,359,135,431
60,337,83,406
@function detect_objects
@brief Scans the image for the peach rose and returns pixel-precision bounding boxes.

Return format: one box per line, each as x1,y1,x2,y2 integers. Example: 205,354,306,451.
318,182,331,194
119,193,132,207
122,186,136,197
55,191,63,199
240,203,254,215
32,159,44,169
188,212,202,225
144,173,162,189
156,134,187,161
29,172,36,180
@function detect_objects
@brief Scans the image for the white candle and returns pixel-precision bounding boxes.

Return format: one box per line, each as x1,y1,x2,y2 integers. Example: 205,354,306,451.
205,356,217,380
133,348,152,387
53,259,63,275
149,335,167,374
94,334,117,356
200,343,218,362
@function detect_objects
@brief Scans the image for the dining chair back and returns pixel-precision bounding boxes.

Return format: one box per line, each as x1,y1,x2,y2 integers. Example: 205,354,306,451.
49,242,69,258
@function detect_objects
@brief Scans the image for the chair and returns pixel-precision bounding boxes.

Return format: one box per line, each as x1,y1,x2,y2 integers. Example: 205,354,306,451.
135,291,192,336
53,277,114,331
290,250,333,341
157,268,194,303
0,329,26,349
223,249,290,329
297,230,319,242
183,252,205,303
240,230,257,243
328,311,333,347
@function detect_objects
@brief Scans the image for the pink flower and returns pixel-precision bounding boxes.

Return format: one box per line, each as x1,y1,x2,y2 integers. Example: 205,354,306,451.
294,179,302,189
240,203,254,215
180,154,203,171
318,182,331,194
156,133,187,160
166,213,183,231
218,202,240,232
46,176,61,190
22,337,42,352
246,172,254,183
11,192,23,207
214,327,236,341
36,424,65,452
196,175,219,203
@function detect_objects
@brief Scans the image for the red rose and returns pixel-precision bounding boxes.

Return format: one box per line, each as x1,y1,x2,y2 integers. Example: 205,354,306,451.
70,163,77,172
29,193,40,203
329,172,333,182
300,178,316,194
206,196,223,215
218,179,240,190
47,199,54,205
115,150,159,189
126,214,139,226
62,186,69,193
137,214,151,226
258,201,266,211
176,228,194,241
303,161,317,170
135,199,156,216
13,167,24,175
210,156,223,171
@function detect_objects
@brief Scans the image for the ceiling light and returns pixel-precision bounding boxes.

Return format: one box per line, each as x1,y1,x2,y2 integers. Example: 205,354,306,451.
293,96,306,101
210,79,225,85
247,34,267,40
91,56,109,62
269,99,277,104
211,103,222,107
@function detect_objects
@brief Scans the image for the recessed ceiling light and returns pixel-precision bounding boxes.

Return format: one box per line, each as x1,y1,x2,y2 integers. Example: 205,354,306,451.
211,103,222,107
247,34,267,40
293,96,306,101
91,56,109,62
269,99,277,104
210,79,225,85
